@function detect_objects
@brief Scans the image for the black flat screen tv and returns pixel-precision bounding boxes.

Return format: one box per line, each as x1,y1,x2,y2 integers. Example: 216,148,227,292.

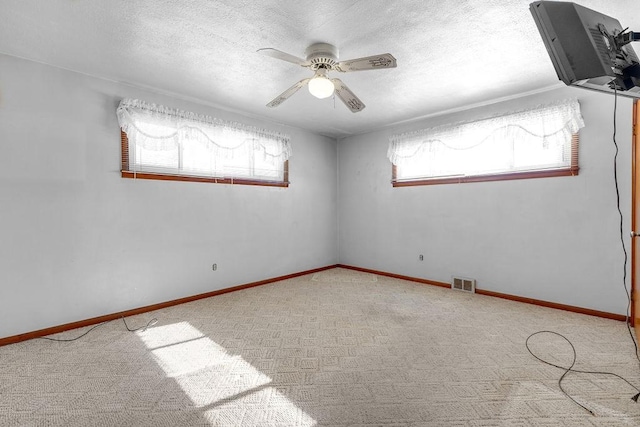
530,1,640,97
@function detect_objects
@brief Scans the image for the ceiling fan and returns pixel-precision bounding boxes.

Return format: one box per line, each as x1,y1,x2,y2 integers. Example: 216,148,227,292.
258,42,397,113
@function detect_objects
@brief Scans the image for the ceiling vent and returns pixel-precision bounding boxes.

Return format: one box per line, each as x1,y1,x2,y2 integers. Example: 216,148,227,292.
452,276,476,293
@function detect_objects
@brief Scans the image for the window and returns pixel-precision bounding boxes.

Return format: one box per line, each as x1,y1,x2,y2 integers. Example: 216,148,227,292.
117,99,291,187
388,99,583,186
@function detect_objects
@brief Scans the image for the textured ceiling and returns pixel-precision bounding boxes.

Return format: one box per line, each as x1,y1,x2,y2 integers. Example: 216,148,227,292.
1,0,639,138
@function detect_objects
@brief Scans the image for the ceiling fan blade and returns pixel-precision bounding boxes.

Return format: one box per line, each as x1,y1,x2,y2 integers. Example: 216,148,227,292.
266,78,311,108
331,79,365,113
257,48,310,66
335,53,397,72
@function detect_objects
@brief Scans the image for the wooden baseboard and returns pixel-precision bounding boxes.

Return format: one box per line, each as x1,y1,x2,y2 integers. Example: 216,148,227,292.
0,265,338,347
3,264,625,347
475,289,626,321
337,264,626,322
337,264,451,288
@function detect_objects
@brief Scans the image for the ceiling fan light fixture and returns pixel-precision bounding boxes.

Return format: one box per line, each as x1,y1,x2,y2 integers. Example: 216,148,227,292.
260,42,396,111
308,69,334,99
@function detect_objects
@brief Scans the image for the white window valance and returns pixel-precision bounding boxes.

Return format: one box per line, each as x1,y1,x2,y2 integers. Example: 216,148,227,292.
387,99,584,169
117,98,292,166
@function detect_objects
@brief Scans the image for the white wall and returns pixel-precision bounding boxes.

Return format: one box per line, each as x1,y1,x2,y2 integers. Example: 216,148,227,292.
1,50,633,339
338,87,634,315
0,53,338,338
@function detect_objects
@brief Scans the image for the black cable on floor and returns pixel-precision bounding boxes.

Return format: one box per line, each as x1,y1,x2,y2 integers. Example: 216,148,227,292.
526,330,640,416
37,321,111,342
121,316,158,332
38,316,158,342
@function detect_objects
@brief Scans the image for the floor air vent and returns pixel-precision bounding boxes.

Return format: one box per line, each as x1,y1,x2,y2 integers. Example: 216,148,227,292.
452,277,476,293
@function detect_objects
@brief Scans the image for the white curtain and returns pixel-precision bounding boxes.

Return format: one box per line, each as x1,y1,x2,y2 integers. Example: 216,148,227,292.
387,99,584,178
117,99,291,175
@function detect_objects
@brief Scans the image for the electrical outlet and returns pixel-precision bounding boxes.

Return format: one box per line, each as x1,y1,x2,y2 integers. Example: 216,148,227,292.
212,263,217,271
419,254,424,261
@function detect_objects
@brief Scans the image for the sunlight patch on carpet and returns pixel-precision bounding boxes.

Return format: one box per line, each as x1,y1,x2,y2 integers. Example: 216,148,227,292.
138,322,316,425
203,387,316,426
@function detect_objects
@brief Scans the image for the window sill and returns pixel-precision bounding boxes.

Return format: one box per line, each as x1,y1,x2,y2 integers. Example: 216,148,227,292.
392,167,579,187
121,171,289,187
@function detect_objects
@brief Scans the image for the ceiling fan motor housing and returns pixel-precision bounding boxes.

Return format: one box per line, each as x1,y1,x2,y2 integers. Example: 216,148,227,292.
305,43,338,70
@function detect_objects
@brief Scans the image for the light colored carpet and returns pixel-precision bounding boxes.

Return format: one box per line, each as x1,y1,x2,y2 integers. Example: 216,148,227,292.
2,267,640,426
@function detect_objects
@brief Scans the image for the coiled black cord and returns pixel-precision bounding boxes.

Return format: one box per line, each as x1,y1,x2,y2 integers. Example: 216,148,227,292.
526,330,640,416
